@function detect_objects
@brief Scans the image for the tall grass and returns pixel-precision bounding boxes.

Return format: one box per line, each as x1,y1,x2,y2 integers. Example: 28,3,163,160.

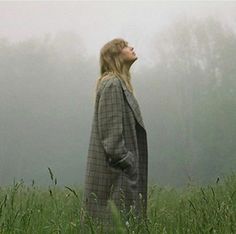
0,169,235,233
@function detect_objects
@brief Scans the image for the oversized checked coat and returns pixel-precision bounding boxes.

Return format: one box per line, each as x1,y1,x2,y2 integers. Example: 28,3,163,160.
82,74,148,224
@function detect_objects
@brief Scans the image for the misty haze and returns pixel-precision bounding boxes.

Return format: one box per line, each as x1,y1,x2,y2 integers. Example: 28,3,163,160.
0,1,235,188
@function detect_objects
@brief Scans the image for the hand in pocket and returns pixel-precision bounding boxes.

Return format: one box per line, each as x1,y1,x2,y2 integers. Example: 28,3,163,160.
123,164,137,176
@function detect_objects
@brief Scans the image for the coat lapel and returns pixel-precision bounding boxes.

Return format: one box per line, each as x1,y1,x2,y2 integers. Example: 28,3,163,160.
118,78,146,131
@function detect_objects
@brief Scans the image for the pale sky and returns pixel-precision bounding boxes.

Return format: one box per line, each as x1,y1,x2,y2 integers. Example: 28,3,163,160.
1,1,236,67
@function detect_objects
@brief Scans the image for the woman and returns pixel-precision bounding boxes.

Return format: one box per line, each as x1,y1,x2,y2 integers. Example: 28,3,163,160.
82,38,148,226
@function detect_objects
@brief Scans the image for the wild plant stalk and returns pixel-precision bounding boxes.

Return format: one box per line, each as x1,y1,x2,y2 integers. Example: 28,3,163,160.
0,169,235,233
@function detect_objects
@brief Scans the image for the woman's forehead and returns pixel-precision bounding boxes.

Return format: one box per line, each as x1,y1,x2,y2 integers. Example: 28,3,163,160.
124,41,132,47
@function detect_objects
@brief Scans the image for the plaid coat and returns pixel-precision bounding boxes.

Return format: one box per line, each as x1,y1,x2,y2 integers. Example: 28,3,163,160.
82,74,148,224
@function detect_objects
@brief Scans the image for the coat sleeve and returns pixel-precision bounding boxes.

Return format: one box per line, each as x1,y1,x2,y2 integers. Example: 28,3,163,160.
97,79,134,169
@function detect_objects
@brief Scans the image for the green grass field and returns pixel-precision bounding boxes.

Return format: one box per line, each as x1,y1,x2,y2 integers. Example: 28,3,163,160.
0,170,235,233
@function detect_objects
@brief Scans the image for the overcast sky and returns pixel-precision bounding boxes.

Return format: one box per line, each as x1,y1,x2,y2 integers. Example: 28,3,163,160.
1,1,236,67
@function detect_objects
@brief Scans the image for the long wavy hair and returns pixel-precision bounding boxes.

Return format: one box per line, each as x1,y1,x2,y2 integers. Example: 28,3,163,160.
94,38,135,96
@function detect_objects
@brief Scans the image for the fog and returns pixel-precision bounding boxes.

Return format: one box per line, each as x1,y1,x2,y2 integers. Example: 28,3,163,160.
0,1,235,187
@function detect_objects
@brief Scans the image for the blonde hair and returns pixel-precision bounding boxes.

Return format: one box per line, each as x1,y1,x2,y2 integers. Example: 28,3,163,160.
94,38,134,96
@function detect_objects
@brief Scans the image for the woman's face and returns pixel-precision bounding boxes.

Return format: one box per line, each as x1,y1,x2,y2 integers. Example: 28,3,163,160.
120,43,138,65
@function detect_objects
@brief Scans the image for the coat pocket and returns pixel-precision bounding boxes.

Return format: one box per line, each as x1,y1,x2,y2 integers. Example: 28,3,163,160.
122,152,137,176
123,164,137,175
108,150,135,170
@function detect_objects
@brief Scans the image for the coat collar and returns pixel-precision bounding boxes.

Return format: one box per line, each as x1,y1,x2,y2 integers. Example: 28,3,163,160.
117,78,146,131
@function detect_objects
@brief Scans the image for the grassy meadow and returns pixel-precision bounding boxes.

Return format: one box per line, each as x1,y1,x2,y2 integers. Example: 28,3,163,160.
0,170,235,234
